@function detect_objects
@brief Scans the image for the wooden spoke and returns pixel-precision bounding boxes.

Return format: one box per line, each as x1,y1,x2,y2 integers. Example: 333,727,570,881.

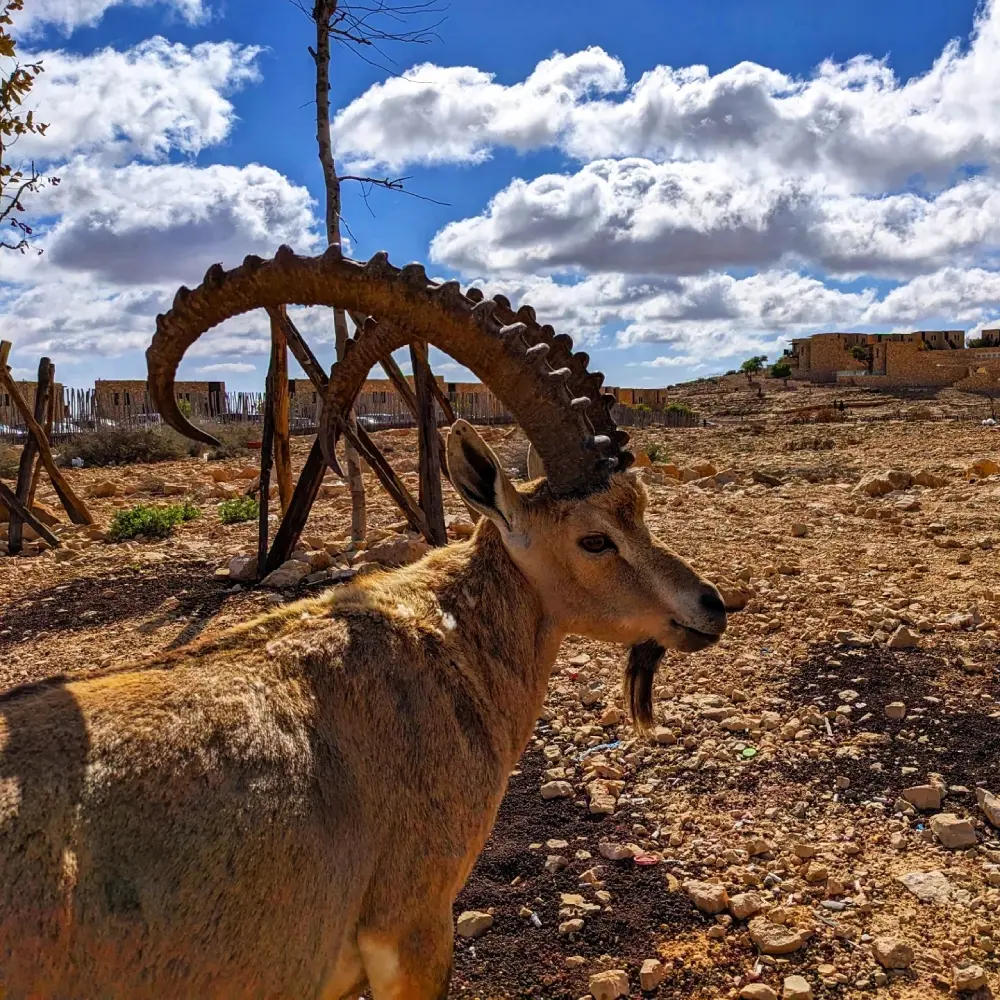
8,356,53,555
0,340,92,526
268,310,293,515
410,341,446,546
0,480,59,548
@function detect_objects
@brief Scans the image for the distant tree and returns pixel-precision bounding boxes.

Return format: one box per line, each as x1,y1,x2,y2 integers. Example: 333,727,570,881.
849,345,869,362
968,336,989,348
770,360,792,385
740,355,768,384
1,0,59,254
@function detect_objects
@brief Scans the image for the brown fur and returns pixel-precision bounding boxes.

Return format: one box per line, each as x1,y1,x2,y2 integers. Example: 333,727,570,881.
0,423,726,999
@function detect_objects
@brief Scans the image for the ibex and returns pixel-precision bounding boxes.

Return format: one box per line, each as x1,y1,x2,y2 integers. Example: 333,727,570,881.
0,249,728,999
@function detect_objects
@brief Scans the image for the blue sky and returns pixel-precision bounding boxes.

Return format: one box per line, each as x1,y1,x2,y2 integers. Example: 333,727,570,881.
3,0,998,391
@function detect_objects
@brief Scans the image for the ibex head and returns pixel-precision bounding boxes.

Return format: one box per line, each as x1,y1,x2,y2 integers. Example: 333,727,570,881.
145,247,729,725
449,420,727,723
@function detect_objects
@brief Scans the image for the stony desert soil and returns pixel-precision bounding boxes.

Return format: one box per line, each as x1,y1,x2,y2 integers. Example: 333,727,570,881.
2,380,1000,1000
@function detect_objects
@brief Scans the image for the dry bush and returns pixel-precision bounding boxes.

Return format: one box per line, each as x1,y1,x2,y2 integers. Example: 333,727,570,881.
0,446,20,479
60,426,188,467
784,436,836,453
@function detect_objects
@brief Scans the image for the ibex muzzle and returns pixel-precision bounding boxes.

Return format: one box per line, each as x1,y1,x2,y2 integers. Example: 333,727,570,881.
0,249,728,999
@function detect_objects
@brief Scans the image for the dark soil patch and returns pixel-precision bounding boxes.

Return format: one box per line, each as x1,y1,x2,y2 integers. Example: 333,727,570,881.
450,748,741,999
773,642,1000,805
0,561,229,654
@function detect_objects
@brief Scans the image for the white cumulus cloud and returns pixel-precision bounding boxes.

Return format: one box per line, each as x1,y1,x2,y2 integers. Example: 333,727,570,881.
16,0,207,35
196,362,257,374
13,38,260,163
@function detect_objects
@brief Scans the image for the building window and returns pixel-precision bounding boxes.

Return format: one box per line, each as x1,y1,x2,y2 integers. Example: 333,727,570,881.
125,391,131,406
114,392,120,406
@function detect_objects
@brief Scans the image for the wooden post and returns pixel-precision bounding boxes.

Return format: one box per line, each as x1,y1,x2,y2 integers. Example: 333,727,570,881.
256,367,276,582
0,341,92,525
8,356,52,555
28,364,56,504
0,480,59,548
410,341,447,546
268,309,293,515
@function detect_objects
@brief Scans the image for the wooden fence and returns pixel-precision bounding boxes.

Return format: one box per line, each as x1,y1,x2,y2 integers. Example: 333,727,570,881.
0,387,701,444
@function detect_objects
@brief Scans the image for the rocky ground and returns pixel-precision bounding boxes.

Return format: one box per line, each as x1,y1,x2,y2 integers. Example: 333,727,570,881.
2,381,1000,1000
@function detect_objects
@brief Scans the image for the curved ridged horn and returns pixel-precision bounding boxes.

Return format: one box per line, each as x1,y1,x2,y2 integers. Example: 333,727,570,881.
526,444,546,480
147,248,631,495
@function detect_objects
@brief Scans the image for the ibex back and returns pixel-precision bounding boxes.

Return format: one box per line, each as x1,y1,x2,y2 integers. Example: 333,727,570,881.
0,249,729,998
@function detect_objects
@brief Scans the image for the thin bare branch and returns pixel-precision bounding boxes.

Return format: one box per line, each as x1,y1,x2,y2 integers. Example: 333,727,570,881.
338,174,450,206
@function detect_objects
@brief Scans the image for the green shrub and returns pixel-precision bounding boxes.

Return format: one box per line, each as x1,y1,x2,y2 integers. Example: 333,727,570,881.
62,426,188,467
646,442,665,463
194,422,259,462
108,501,201,541
219,496,260,524
665,401,694,415
770,361,793,380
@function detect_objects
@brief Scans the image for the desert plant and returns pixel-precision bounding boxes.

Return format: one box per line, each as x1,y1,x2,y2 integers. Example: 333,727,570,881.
177,399,193,418
740,355,768,383
666,401,694,415
62,426,188,467
770,361,792,381
646,442,665,463
107,501,200,542
218,496,260,524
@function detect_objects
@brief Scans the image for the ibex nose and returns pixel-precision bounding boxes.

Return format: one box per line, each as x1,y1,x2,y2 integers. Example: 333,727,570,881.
697,583,728,634
700,590,725,617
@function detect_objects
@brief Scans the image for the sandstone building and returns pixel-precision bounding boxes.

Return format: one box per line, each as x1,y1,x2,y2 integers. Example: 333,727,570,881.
788,329,1000,391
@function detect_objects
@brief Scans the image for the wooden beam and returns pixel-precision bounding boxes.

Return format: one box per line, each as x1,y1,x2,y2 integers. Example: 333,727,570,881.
28,362,56,505
272,314,428,536
256,366,276,582
271,308,327,389
264,439,326,576
0,341,92,525
0,480,60,548
346,421,427,537
378,349,477,523
8,356,52,555
410,341,447,546
268,309,293,515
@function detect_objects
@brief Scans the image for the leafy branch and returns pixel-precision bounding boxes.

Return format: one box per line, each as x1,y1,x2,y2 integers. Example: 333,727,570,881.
0,0,59,255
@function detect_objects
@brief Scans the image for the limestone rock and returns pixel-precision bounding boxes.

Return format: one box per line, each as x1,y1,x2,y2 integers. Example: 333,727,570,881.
729,891,764,920
740,987,778,1000
540,781,573,800
953,965,987,992
854,474,896,497
456,911,493,939
227,554,258,582
639,959,664,992
589,970,629,1000
929,813,977,849
952,965,986,993
90,480,120,498
685,880,729,915
977,787,1000,828
873,937,914,970
782,976,813,1000
970,458,1000,478
357,536,429,568
912,469,946,488
888,625,920,649
885,701,907,720
903,785,943,811
897,870,954,904
260,559,310,589
749,917,806,955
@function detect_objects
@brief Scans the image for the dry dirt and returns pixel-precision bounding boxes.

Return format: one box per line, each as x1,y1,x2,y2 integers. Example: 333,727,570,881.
2,380,1000,1000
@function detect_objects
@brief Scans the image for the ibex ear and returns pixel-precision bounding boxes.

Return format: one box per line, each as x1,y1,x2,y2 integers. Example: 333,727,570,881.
526,443,546,480
447,420,523,532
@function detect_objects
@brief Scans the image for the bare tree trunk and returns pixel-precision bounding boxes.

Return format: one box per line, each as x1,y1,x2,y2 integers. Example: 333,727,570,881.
313,0,366,541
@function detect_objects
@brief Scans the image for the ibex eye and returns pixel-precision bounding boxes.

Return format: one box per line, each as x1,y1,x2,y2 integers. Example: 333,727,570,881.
579,534,615,554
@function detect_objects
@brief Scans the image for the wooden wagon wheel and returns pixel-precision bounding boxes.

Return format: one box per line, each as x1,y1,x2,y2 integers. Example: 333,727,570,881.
146,247,633,581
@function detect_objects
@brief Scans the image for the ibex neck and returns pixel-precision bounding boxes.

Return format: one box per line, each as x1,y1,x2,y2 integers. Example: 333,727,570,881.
392,522,562,767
